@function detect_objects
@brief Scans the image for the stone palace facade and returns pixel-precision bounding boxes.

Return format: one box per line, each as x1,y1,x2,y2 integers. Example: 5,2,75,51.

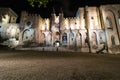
0,4,120,53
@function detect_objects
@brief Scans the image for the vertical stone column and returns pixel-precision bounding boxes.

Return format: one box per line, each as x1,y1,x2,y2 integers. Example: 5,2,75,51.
85,6,91,53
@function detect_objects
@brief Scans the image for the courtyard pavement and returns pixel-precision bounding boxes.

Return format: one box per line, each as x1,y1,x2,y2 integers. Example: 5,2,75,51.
0,50,120,80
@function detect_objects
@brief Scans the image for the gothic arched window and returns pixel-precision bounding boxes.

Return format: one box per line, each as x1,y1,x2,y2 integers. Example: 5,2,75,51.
106,17,113,29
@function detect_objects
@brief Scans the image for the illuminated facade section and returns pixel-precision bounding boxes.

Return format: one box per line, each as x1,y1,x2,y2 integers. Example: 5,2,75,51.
19,4,120,53
0,4,120,54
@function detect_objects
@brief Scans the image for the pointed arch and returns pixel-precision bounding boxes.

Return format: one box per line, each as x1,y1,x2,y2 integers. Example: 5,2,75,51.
62,32,67,45
22,29,30,41
106,17,113,29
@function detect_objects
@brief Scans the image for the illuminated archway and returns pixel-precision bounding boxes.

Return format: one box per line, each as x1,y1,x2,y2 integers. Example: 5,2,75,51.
62,33,67,45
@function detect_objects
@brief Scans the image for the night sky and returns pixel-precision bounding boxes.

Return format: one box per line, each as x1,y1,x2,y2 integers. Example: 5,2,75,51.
0,0,120,22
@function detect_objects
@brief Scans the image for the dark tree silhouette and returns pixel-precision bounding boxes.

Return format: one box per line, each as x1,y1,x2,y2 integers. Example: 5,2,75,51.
27,0,51,7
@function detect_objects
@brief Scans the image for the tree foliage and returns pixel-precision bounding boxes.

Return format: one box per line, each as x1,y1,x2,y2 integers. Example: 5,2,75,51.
27,0,51,7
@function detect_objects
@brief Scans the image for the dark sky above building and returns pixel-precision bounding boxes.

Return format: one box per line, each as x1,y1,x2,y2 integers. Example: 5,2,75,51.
0,0,120,20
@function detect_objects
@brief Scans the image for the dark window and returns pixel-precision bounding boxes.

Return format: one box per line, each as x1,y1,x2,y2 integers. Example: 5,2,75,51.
56,32,60,35
26,36,28,39
26,21,31,26
91,17,94,19
3,15,6,19
13,18,15,20
0,26,1,28
71,38,73,41
111,35,115,46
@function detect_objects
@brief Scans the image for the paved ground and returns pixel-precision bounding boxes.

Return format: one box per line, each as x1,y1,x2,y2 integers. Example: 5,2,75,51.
0,50,120,80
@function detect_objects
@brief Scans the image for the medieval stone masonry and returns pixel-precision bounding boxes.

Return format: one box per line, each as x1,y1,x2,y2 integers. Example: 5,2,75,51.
0,4,120,54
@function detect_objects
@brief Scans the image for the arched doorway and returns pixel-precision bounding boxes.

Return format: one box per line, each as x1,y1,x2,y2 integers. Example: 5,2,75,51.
62,33,67,45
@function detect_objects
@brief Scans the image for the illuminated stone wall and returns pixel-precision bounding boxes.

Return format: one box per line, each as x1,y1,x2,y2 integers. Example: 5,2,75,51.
0,8,19,45
1,5,120,53
19,4,120,53
99,4,120,53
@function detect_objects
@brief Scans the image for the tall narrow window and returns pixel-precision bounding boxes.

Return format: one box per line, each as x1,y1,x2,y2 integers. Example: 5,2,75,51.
106,17,112,29
111,35,115,46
